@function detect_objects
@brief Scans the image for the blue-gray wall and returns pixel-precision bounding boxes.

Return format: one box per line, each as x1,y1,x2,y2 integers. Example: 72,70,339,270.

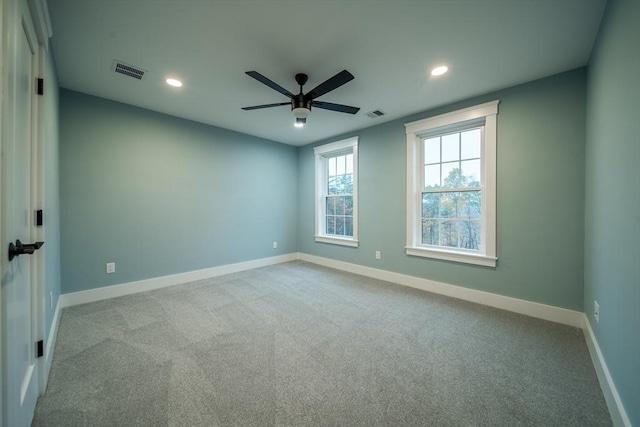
43,44,61,342
584,0,640,425
59,90,297,294
298,69,587,311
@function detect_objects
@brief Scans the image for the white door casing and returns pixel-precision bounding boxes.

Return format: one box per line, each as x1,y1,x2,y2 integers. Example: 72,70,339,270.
1,0,41,425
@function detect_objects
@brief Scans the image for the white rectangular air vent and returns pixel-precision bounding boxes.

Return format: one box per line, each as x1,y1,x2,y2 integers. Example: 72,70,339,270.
366,109,386,119
112,60,146,80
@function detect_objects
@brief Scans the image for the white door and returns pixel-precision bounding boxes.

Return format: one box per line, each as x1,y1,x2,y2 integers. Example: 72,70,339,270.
1,0,39,425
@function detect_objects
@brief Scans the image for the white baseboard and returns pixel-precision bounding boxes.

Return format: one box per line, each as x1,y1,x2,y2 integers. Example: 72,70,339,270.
582,314,632,427
60,253,299,308
298,253,583,328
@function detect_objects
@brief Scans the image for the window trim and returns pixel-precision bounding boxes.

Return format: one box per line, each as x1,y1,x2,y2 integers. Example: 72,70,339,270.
405,101,499,267
314,137,359,247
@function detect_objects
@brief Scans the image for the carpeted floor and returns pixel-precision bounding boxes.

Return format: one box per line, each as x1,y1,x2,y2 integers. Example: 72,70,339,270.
33,261,611,426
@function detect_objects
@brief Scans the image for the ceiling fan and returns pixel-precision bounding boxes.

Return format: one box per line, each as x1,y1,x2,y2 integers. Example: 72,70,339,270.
242,70,360,127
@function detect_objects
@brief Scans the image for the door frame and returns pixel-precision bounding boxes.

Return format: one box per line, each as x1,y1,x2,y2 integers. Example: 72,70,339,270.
27,0,52,396
0,0,5,420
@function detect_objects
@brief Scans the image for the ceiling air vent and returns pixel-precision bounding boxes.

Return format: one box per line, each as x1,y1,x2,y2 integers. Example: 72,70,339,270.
112,60,146,80
366,109,385,119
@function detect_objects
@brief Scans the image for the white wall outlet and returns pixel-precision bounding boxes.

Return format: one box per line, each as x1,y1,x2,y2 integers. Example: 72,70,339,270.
273,241,278,249
594,300,599,323
375,250,381,260
49,292,53,309
106,262,116,274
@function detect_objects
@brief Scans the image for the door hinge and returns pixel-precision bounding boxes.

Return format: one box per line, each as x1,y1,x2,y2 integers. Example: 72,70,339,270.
37,78,44,95
36,340,44,358
36,209,43,227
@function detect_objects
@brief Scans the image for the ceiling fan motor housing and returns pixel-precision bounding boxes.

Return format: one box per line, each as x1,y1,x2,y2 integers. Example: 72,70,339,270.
292,93,312,118
293,74,311,117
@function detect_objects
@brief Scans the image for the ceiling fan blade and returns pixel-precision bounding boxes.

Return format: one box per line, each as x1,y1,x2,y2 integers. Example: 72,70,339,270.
312,101,360,114
242,102,291,111
306,70,355,100
245,71,294,98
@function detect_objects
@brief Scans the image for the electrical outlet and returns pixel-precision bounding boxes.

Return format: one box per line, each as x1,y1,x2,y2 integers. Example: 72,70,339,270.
273,241,278,249
375,251,381,260
106,262,116,274
594,301,599,323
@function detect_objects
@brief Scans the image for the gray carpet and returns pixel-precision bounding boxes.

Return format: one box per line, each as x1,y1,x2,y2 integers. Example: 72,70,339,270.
33,261,611,426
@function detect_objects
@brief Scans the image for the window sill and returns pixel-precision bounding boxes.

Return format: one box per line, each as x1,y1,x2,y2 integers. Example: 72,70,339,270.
405,246,497,267
315,235,359,248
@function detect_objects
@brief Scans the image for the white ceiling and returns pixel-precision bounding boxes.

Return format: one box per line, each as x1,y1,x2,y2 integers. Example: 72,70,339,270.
47,0,606,146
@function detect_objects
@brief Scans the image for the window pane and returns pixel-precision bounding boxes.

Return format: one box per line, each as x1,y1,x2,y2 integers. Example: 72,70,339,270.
326,197,336,215
441,162,460,188
326,216,335,234
328,157,337,176
422,219,439,245
461,159,481,186
420,192,482,251
458,220,481,250
345,217,353,237
343,174,353,194
346,154,353,174
337,196,346,215
439,192,458,218
327,176,338,194
441,133,459,162
457,191,481,220
422,193,439,219
424,164,440,188
335,217,345,235
330,173,352,195
336,155,346,175
334,176,344,194
344,196,353,216
439,220,459,248
461,129,481,160
424,137,440,164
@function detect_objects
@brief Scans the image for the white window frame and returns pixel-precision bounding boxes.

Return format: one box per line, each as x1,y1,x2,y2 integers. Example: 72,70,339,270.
314,137,359,247
405,101,499,267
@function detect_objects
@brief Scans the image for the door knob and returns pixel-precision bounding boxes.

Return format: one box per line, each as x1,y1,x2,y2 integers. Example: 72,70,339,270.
8,240,44,261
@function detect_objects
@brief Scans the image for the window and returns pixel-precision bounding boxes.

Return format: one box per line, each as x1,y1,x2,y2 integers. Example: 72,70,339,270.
314,137,358,247
405,101,499,267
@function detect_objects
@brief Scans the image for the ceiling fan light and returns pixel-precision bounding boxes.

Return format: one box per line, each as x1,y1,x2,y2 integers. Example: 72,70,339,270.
295,117,306,127
292,107,311,119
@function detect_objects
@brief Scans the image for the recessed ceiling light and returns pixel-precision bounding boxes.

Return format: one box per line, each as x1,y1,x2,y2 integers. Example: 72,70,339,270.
431,66,448,76
166,78,182,87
